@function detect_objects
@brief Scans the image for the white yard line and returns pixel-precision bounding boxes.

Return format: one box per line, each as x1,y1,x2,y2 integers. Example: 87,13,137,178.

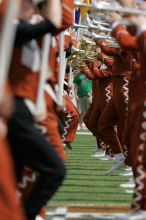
66,212,124,219
76,132,92,135
46,207,67,220
46,210,126,219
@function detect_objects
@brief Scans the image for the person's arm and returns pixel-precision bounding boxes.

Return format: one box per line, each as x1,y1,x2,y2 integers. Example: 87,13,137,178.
14,19,59,47
97,53,114,69
137,30,146,51
126,15,146,51
97,40,119,57
80,65,94,80
59,0,74,31
130,58,140,72
94,68,111,79
89,61,111,78
111,24,139,51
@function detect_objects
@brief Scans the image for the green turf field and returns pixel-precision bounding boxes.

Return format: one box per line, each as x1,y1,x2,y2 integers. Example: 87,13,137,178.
49,132,132,206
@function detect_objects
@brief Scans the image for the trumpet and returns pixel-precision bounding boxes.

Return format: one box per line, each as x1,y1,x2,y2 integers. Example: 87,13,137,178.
91,33,119,48
91,0,146,16
73,23,88,29
68,58,86,72
68,50,86,66
80,39,98,61
74,0,146,16
107,41,119,48
72,23,111,32
92,18,110,27
92,32,113,40
89,23,111,32
80,39,96,51
86,14,111,32
85,50,97,61
67,40,98,69
83,31,93,39
115,18,133,27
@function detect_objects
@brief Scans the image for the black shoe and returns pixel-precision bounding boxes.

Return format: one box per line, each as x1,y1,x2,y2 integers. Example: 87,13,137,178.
64,141,72,150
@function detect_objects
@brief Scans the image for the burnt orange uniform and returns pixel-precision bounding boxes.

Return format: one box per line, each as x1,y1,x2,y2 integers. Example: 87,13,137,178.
89,61,113,134
98,41,131,155
0,3,26,220
111,24,140,166
0,120,26,220
128,30,146,211
62,92,79,143
18,1,74,218
81,61,113,143
7,18,69,220
80,58,112,153
41,92,65,160
111,23,146,211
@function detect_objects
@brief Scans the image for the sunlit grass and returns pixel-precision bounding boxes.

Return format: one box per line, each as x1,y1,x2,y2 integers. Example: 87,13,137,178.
48,134,132,207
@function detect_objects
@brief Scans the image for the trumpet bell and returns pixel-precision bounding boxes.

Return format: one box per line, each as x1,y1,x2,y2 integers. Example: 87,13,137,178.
85,50,97,61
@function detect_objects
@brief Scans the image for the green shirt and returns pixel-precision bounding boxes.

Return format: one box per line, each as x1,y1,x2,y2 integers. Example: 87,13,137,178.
73,72,92,98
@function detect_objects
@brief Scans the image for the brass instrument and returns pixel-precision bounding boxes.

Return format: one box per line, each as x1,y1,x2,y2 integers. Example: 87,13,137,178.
86,14,111,32
73,23,111,32
80,39,96,52
89,23,111,32
106,40,119,48
92,18,110,27
91,0,146,16
67,50,86,71
91,32,113,40
74,0,146,16
115,18,133,27
91,33,119,48
73,23,88,29
86,50,97,61
83,31,93,39
67,39,98,70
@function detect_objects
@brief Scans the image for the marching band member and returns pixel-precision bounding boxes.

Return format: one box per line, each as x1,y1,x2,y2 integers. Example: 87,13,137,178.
7,1,68,219
0,2,26,220
0,91,26,220
3,0,146,219
81,52,113,158
114,15,146,220
16,1,74,219
82,64,104,155
97,39,131,175
62,72,79,150
88,52,113,159
110,16,139,172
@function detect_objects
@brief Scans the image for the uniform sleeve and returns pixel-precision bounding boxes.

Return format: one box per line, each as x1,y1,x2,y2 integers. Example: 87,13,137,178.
59,0,74,31
80,65,94,80
89,61,111,78
137,30,146,51
111,24,139,51
98,40,119,57
0,0,8,23
103,57,114,69
64,35,72,50
97,53,114,69
14,19,59,47
130,58,140,72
